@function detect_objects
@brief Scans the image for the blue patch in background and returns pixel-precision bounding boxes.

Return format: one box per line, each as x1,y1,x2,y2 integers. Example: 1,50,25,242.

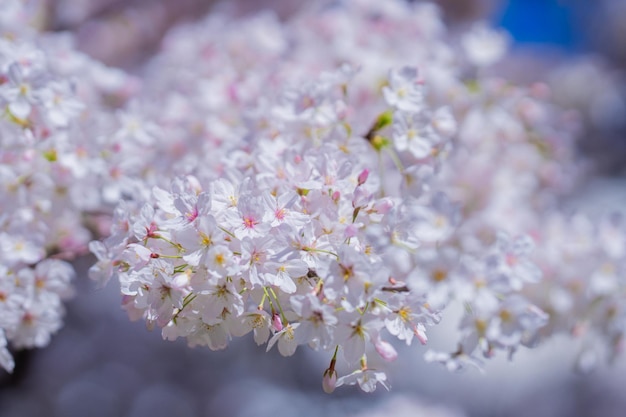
496,0,584,50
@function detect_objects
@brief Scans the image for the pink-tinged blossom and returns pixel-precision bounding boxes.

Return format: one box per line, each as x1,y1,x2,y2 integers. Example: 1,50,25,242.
40,80,84,127
274,79,338,125
88,240,116,288
120,243,153,271
114,107,160,146
431,106,457,138
336,367,390,393
9,292,63,349
424,349,484,373
384,293,433,346
187,322,231,351
335,314,381,365
156,190,212,230
226,195,271,239
211,177,246,211
0,233,45,266
132,262,190,327
485,295,548,353
461,23,509,68
402,164,435,197
132,204,161,241
32,259,74,299
383,66,423,112
325,246,387,310
229,309,272,345
261,190,308,228
0,267,23,331
175,215,222,267
204,244,238,279
409,193,460,244
392,110,439,159
486,233,541,292
267,323,299,357
263,258,308,294
291,293,337,349
196,281,244,324
239,236,274,288
1,63,40,119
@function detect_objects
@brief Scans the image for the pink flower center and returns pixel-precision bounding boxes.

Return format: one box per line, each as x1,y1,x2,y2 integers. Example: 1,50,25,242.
275,208,286,221
146,222,159,238
186,207,199,222
243,216,258,229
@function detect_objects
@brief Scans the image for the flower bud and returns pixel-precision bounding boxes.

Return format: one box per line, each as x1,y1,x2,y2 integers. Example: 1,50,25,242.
322,368,337,394
357,169,369,186
272,312,283,332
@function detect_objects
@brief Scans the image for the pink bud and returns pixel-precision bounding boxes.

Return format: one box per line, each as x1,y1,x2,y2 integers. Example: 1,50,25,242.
357,169,369,186
332,190,341,203
272,313,283,332
374,338,398,362
322,369,337,394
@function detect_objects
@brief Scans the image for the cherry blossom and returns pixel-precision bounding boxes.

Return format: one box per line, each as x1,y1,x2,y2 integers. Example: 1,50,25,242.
1,0,624,397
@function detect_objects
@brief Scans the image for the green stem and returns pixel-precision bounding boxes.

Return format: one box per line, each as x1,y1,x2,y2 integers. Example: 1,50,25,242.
329,345,339,371
173,264,191,273
303,247,339,260
269,287,288,325
219,226,237,239
262,287,278,319
156,254,183,259
384,147,405,173
155,235,183,252
172,293,197,323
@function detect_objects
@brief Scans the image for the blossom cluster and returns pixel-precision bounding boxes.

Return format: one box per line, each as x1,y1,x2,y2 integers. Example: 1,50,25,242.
1,0,625,394
0,0,136,372
89,0,575,392
91,64,443,392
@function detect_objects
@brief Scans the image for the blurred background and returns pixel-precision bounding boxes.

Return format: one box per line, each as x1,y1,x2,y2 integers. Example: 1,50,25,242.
1,1,626,416
34,0,626,172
